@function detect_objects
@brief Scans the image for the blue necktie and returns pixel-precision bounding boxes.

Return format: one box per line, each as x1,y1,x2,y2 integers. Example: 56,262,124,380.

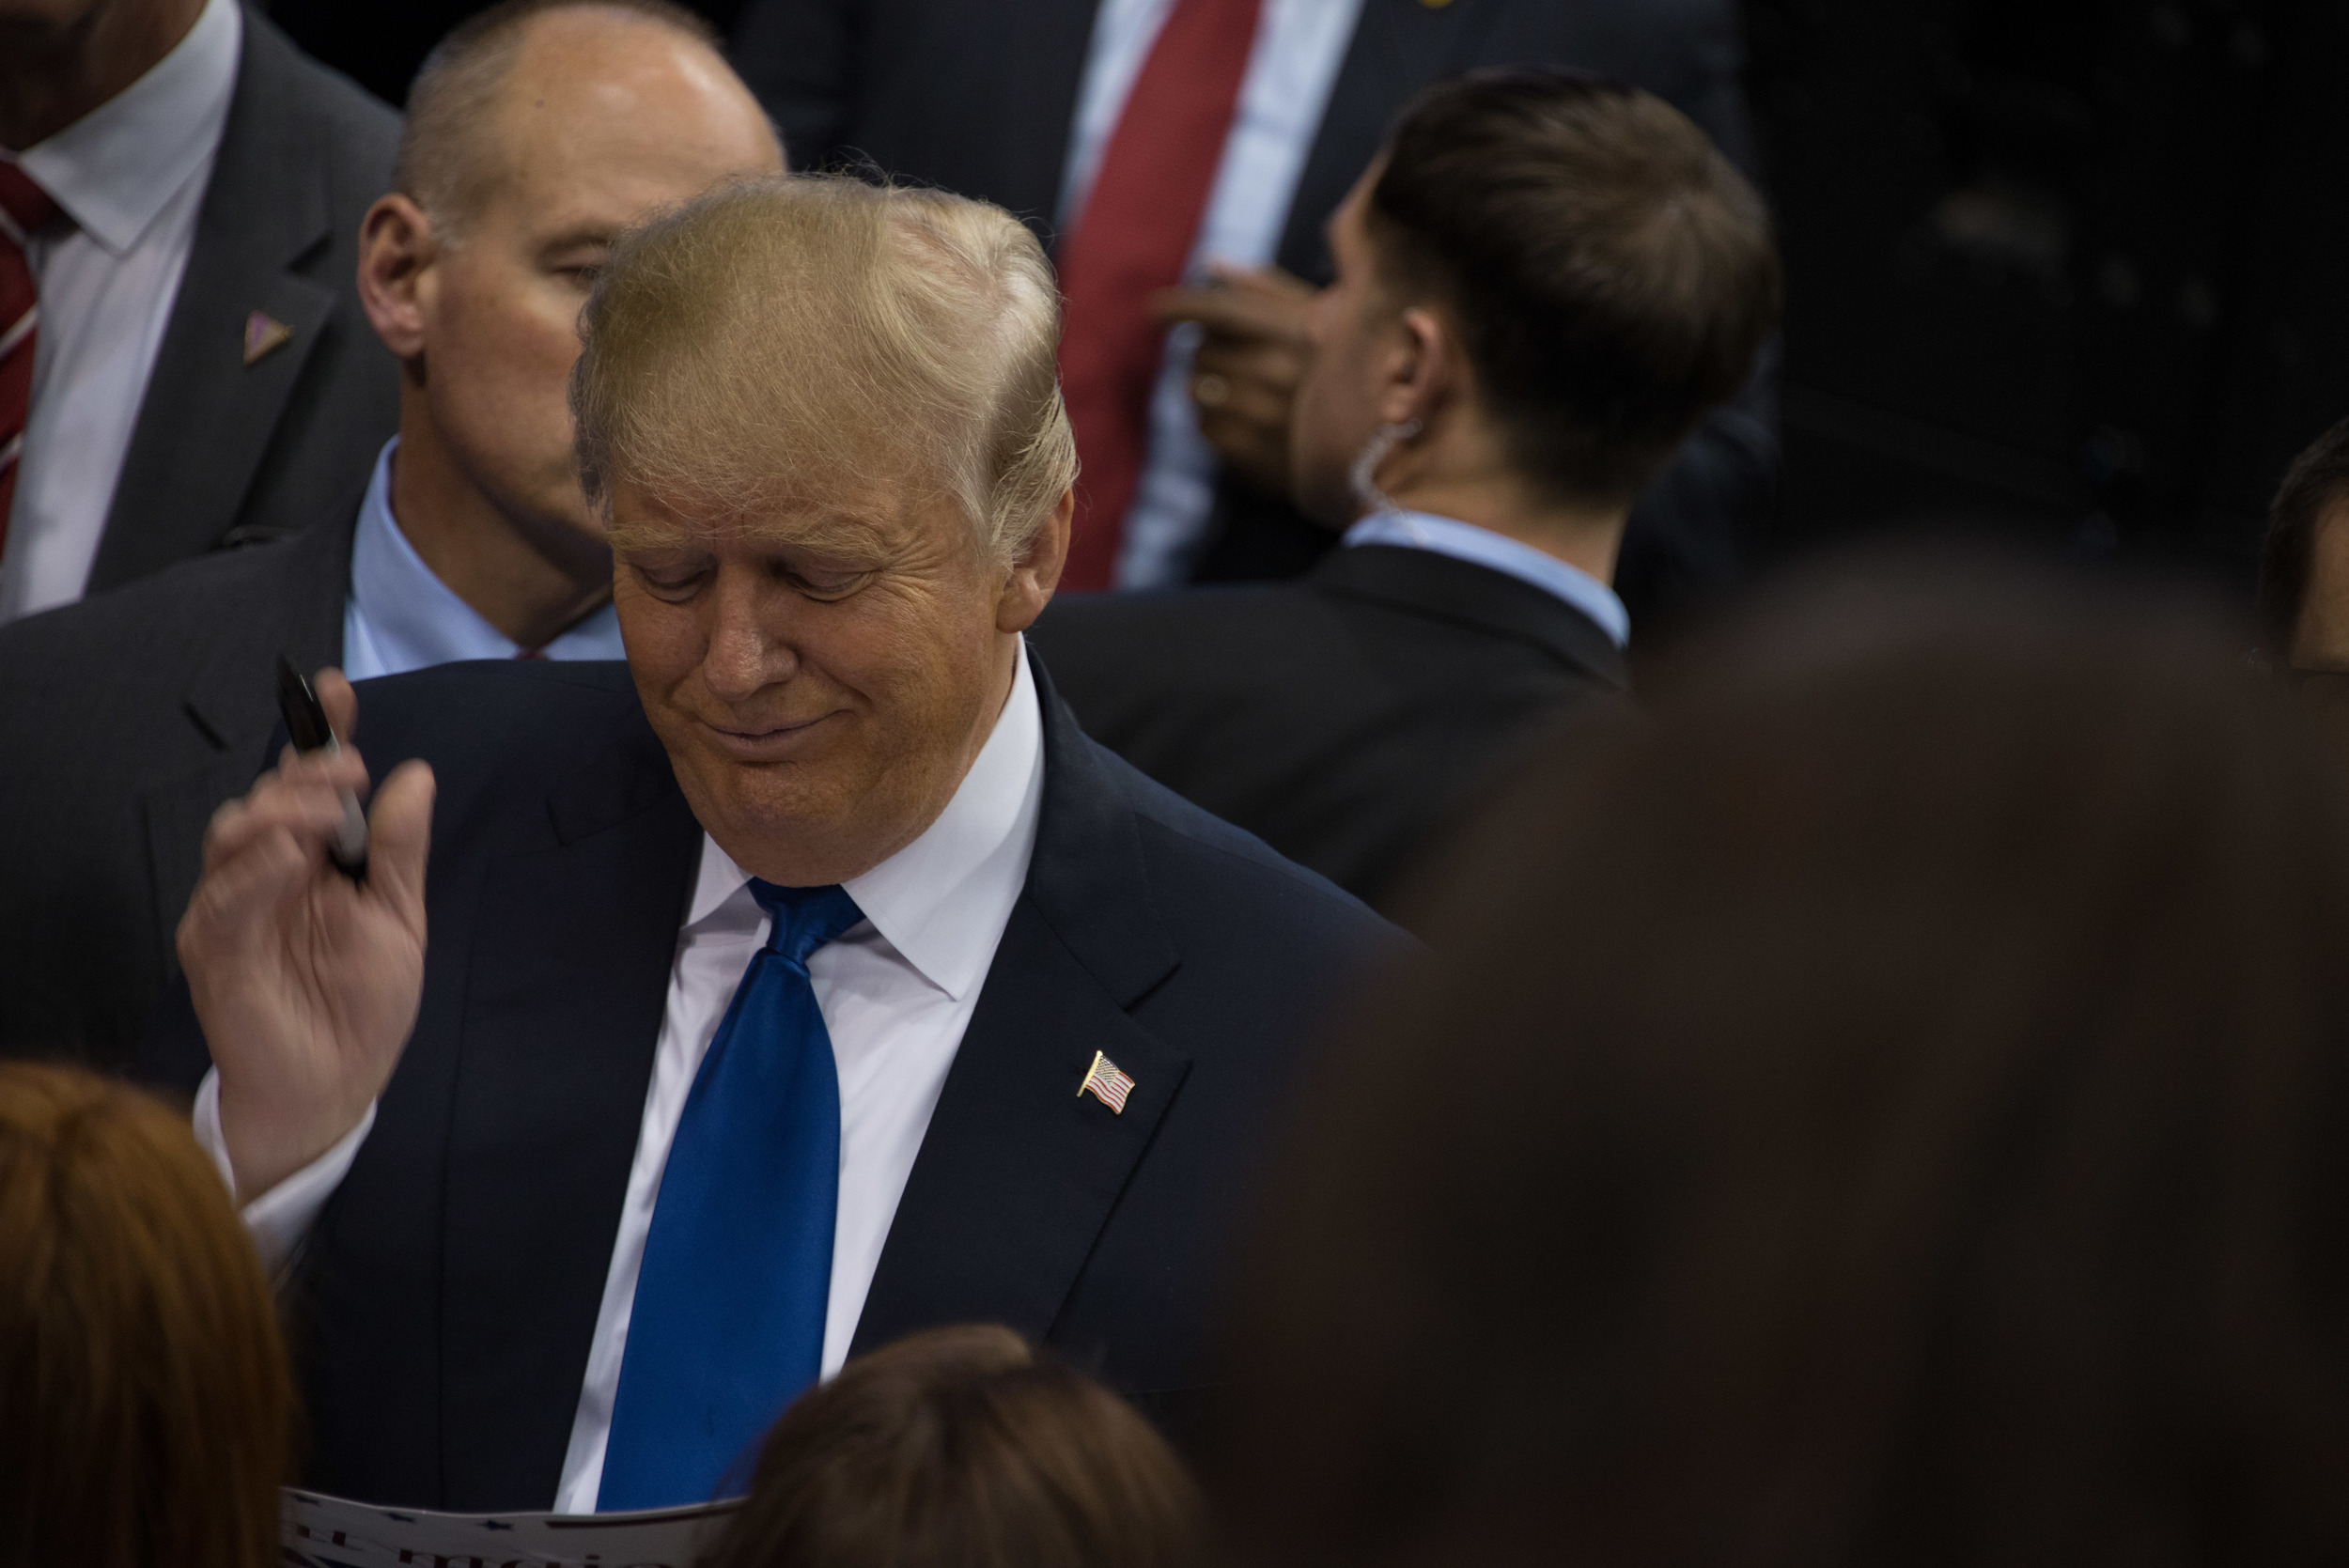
598,879,864,1510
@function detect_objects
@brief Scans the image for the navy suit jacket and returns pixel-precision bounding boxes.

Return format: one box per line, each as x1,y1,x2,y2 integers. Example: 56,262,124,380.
1031,546,1630,919
144,656,1399,1511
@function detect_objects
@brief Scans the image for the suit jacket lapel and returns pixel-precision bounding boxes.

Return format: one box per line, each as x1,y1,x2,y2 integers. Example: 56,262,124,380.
436,722,702,1510
174,505,352,751
88,11,337,590
142,510,354,979
850,664,1187,1357
1275,0,1507,280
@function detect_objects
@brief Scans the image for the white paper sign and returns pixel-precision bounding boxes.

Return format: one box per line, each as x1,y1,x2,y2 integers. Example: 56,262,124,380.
282,1486,738,1568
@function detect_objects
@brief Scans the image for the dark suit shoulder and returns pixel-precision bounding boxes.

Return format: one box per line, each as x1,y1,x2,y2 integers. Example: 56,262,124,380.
1035,557,1624,754
0,521,344,670
239,12,400,274
1043,551,1626,689
1034,583,1338,709
242,7,400,160
1082,731,1400,951
1031,558,1624,916
359,654,639,710
0,518,351,771
1043,581,1294,630
335,664,677,925
231,9,398,236
1039,582,1304,650
0,518,353,1065
354,659,645,775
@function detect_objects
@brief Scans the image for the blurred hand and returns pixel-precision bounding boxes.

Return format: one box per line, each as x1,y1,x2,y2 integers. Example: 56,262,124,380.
179,670,435,1203
1151,263,1316,499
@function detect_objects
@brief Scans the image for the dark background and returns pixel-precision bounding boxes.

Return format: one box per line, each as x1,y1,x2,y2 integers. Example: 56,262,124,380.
269,0,2349,594
1749,0,2349,592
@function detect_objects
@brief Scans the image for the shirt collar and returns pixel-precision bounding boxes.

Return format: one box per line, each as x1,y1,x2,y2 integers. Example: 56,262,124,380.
685,640,1047,1002
345,438,628,675
10,0,241,256
1342,508,1631,648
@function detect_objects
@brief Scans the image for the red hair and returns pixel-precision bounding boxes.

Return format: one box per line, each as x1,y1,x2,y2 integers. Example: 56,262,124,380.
0,1063,292,1568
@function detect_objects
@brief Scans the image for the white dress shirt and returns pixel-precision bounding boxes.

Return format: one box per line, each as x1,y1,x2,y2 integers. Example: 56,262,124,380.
196,640,1047,1513
1345,509,1633,647
0,0,241,624
340,439,628,678
1059,0,1365,590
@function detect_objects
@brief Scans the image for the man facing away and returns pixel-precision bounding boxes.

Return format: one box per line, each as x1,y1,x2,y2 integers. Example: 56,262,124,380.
730,0,1770,621
1030,70,1782,920
0,0,397,621
148,175,1398,1513
0,0,782,1063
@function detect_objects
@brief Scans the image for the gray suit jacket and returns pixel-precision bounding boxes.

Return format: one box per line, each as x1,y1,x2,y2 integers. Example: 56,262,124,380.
83,8,399,595
0,512,352,1066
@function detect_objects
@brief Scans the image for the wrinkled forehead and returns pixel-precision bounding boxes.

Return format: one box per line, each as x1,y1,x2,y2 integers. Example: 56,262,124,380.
603,467,972,561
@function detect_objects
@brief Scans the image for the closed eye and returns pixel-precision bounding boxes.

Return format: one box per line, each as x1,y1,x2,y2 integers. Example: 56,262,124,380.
624,554,713,600
785,567,872,600
770,551,879,601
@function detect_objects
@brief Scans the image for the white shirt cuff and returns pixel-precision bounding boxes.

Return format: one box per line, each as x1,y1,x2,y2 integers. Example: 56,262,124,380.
192,1067,377,1276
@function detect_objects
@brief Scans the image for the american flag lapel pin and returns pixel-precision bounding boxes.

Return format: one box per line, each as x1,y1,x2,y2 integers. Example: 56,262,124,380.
1079,1050,1136,1114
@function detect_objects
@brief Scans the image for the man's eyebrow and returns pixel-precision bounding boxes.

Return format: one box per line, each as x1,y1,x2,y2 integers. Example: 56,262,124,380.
608,507,898,559
745,512,896,560
607,508,715,551
537,225,615,258
606,524,699,552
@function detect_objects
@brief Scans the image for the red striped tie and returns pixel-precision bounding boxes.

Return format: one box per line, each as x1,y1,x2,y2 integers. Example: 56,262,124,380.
0,163,59,562
1055,0,1263,591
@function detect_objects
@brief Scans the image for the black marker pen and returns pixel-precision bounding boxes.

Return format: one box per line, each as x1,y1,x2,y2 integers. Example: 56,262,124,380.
275,655,368,879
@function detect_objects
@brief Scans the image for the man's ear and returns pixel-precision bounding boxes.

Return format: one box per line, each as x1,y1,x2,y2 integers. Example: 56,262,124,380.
997,485,1074,632
1377,305,1454,430
357,194,440,365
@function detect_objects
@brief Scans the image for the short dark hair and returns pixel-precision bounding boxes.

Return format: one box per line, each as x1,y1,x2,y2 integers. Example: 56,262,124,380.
393,0,725,231
1365,68,1781,507
2258,413,2349,658
697,1325,1207,1568
1206,549,2349,1566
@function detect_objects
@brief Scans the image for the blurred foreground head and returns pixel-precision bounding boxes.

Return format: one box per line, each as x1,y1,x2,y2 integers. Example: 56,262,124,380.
699,1324,1205,1568
0,1063,290,1568
1209,551,2349,1566
2260,411,2349,674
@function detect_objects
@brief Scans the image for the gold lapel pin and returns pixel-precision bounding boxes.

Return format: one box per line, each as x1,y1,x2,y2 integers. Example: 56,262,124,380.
243,310,293,367
1078,1050,1136,1114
